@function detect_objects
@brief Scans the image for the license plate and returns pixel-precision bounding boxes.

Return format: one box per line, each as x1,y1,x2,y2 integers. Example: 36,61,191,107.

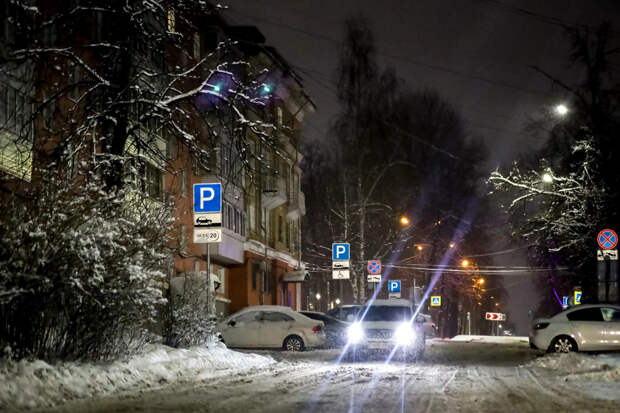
368,341,392,350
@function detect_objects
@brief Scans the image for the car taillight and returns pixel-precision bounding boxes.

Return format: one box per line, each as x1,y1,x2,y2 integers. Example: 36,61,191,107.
312,325,322,333
534,322,549,330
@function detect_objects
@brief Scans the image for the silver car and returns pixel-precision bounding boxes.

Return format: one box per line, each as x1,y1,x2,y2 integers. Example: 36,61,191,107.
217,305,326,351
530,304,620,352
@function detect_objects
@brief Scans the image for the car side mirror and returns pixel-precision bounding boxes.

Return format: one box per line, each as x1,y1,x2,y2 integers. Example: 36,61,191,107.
346,314,355,322
228,320,236,327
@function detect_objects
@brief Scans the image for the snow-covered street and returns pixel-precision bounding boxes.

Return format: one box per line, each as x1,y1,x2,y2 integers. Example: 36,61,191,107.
13,338,617,413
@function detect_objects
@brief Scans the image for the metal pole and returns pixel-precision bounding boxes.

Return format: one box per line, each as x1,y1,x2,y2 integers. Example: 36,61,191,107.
207,243,212,316
467,312,471,335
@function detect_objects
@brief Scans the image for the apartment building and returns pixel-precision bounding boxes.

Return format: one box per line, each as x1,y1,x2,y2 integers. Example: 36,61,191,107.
0,2,314,318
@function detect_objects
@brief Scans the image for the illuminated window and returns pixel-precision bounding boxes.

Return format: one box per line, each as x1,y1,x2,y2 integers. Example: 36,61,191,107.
167,9,175,32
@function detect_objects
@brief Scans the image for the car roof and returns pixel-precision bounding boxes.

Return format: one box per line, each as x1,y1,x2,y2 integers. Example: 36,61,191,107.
300,311,326,315
364,299,412,307
548,304,620,319
237,305,296,313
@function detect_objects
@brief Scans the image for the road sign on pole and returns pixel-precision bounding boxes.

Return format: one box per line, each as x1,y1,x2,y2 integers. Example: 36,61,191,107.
332,243,350,261
366,260,381,283
388,280,401,298
562,296,568,308
332,243,350,279
485,312,506,321
598,229,618,250
193,183,222,243
430,296,441,307
574,290,582,305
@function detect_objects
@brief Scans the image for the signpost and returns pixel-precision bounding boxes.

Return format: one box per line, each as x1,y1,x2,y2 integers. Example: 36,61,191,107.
597,229,618,303
574,290,582,305
430,296,441,307
367,260,381,283
485,312,506,321
332,243,350,280
388,280,401,299
193,183,222,318
562,296,568,309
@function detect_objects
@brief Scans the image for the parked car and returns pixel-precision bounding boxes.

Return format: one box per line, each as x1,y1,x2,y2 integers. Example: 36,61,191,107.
300,311,350,347
344,299,425,361
217,305,326,351
418,313,438,338
327,305,362,322
530,304,620,353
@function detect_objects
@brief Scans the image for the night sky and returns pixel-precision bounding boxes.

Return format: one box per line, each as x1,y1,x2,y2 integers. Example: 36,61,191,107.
222,0,620,333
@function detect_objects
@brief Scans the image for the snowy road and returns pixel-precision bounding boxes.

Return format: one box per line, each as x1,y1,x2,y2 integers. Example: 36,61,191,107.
44,339,620,413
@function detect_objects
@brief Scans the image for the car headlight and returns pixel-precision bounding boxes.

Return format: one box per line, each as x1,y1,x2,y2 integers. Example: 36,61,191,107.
347,323,364,344
394,323,416,345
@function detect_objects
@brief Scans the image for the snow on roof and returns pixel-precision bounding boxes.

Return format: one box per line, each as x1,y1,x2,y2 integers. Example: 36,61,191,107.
237,305,296,313
365,299,412,307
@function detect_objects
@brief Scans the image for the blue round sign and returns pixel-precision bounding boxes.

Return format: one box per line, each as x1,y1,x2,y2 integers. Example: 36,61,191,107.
598,229,618,250
367,260,381,274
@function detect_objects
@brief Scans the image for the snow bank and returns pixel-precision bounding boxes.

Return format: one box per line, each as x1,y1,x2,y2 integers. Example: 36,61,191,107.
0,343,275,411
530,352,620,381
451,335,529,344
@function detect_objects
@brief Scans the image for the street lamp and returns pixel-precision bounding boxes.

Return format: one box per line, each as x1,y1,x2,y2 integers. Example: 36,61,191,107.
416,245,423,251
315,293,321,300
542,172,553,183
461,259,470,268
335,298,341,305
449,242,455,248
399,216,410,226
554,104,569,116
478,278,485,285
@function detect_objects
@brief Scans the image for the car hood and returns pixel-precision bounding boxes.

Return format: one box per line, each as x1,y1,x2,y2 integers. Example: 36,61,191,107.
358,321,412,330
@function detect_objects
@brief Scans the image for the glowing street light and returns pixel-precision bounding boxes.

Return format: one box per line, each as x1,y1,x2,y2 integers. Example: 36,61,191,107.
315,293,321,300
542,172,553,183
461,259,470,268
449,242,455,248
335,298,341,305
554,104,569,116
262,84,271,93
399,216,410,226
478,278,485,285
416,245,423,251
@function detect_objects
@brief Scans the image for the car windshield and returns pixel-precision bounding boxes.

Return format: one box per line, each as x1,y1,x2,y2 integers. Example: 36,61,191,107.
361,305,412,321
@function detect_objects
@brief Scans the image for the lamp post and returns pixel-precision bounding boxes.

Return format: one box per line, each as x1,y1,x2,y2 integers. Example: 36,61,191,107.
315,292,321,312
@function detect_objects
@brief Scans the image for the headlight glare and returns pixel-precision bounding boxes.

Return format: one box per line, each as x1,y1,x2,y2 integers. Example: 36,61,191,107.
394,323,416,345
347,323,364,344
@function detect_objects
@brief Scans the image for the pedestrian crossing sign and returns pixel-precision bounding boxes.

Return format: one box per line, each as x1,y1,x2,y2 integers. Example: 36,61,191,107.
430,296,441,307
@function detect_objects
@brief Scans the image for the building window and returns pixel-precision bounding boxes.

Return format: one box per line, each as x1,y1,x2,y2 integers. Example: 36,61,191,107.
180,224,187,254
0,82,33,181
143,162,163,199
252,262,259,291
180,168,186,197
167,9,175,32
278,215,284,243
193,32,201,60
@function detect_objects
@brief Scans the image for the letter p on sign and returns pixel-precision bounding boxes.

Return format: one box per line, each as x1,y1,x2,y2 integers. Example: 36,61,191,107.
193,183,221,213
332,243,350,261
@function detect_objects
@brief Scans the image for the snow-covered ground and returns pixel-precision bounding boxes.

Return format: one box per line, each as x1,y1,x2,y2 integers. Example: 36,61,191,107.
0,343,274,412
3,338,620,412
451,334,529,344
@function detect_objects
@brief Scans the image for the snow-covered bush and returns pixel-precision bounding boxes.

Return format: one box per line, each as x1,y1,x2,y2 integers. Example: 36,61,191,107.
161,275,218,348
0,170,173,361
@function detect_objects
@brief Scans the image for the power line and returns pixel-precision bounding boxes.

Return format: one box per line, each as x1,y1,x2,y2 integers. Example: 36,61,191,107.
224,7,550,97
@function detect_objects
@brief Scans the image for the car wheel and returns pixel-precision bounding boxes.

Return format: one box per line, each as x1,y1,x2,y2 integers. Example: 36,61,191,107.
284,335,305,352
549,336,577,353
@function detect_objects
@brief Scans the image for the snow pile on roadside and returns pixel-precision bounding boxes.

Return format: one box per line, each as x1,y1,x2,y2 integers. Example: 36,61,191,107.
451,335,529,344
0,343,275,411
531,352,620,380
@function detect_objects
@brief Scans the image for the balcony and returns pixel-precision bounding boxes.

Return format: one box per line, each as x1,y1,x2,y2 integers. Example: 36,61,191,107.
287,191,306,220
261,175,287,210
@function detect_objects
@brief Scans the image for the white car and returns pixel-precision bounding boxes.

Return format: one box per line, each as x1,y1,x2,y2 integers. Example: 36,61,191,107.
217,305,326,351
530,304,620,352
345,299,425,361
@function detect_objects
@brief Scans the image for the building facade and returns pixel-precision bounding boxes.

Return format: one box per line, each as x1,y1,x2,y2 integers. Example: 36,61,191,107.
0,2,313,319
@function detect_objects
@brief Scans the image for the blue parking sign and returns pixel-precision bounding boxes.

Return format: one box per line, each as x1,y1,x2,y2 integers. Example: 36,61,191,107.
388,280,401,293
194,183,221,213
332,243,350,261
